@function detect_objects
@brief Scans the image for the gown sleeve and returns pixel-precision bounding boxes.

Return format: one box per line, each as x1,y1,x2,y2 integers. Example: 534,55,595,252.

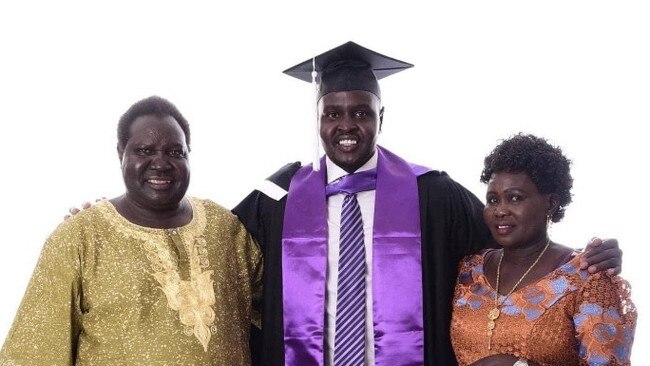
417,171,492,366
418,171,492,263
572,273,636,366
232,162,301,366
233,189,268,366
0,219,84,366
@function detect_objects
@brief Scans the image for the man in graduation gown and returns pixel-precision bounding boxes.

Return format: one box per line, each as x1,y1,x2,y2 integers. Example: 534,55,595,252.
233,42,621,366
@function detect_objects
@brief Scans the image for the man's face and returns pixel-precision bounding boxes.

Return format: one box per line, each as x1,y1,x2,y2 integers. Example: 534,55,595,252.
319,90,382,173
118,114,190,211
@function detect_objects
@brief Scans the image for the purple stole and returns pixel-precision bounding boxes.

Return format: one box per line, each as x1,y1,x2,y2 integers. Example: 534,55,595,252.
282,146,427,366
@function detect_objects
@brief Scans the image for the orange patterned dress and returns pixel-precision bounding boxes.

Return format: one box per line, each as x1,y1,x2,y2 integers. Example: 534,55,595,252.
450,249,636,366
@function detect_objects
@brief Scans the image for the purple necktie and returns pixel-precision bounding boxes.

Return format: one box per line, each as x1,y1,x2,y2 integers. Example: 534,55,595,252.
326,168,377,197
333,193,366,366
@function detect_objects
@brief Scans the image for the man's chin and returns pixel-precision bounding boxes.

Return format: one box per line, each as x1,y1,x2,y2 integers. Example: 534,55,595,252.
144,193,186,210
332,156,369,173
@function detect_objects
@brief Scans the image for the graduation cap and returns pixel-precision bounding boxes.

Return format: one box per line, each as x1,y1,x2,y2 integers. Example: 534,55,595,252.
283,41,413,99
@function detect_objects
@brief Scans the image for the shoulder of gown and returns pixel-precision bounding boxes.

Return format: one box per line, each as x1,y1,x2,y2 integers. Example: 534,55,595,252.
231,162,301,247
266,162,303,191
416,169,492,255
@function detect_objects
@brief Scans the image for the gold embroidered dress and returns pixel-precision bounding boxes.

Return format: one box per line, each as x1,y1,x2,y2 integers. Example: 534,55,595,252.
451,249,636,366
0,198,262,366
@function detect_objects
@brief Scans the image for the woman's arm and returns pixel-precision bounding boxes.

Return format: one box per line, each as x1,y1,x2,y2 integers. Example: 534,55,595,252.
0,220,83,365
573,272,636,366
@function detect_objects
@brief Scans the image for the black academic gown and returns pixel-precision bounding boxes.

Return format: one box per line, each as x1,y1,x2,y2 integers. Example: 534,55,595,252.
233,162,491,366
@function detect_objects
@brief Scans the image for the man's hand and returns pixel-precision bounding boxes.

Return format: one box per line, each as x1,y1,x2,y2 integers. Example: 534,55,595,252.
470,355,537,366
63,198,104,220
580,237,622,276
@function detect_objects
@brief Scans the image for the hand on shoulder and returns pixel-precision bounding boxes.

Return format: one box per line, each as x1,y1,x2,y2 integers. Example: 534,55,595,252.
579,237,622,276
63,198,105,220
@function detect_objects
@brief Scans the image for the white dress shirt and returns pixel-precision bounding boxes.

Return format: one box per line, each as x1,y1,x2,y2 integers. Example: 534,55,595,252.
325,151,377,366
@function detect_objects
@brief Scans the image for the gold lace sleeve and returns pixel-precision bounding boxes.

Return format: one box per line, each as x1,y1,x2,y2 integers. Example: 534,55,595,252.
573,273,637,366
0,218,83,366
248,235,263,329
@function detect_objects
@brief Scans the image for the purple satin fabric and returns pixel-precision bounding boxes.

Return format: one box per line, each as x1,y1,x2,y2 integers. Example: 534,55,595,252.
372,148,425,366
282,158,328,366
282,147,427,366
325,168,377,196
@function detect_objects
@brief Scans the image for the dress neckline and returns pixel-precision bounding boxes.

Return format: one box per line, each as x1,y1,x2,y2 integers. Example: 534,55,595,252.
477,248,581,297
97,197,201,234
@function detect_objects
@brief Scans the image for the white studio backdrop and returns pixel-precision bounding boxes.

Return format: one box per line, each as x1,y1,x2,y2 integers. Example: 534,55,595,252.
1,0,648,362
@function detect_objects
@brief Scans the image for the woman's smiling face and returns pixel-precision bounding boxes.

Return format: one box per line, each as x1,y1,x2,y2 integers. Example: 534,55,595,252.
484,171,555,249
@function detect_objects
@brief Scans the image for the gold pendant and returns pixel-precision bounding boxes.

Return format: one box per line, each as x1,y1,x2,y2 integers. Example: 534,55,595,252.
488,307,500,320
487,307,500,350
487,320,495,330
487,329,493,350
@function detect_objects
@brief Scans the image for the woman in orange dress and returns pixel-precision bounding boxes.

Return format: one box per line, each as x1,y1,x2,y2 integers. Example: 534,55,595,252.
450,133,636,366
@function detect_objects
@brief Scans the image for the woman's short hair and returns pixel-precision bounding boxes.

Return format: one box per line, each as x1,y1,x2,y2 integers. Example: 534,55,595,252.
480,133,573,222
117,96,191,151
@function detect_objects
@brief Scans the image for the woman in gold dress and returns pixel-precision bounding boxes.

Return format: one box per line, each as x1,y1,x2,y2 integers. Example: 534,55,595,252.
0,96,262,365
450,134,636,366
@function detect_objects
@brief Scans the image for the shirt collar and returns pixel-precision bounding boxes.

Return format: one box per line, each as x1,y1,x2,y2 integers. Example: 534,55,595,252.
325,149,378,185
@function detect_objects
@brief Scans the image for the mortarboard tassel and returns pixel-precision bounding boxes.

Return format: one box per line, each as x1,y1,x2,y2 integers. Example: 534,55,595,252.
312,56,321,171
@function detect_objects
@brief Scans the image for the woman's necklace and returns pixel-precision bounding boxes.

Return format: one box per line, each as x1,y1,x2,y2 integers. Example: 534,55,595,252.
487,239,551,350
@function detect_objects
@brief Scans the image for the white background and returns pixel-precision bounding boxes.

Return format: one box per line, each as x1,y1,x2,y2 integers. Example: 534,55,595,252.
1,0,648,363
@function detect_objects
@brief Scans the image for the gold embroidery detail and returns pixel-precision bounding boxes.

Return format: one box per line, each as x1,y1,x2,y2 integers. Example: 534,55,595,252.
150,262,215,351
99,198,216,352
1,359,20,366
